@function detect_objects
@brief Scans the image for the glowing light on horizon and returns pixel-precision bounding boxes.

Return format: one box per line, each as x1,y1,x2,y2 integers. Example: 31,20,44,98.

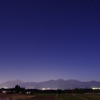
92,87,100,90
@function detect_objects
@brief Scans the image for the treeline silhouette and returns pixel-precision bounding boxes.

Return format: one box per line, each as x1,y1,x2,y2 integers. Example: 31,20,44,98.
0,85,100,94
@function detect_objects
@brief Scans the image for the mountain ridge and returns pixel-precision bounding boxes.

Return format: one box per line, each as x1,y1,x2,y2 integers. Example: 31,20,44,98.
0,79,100,89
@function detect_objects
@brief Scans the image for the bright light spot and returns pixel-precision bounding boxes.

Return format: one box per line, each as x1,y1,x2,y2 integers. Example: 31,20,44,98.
92,87,100,90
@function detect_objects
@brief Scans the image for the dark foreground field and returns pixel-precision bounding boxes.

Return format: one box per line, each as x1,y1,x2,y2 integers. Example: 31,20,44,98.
57,93,100,100
0,93,100,100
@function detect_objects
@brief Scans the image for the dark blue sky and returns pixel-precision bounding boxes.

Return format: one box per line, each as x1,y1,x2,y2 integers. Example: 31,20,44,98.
0,0,100,83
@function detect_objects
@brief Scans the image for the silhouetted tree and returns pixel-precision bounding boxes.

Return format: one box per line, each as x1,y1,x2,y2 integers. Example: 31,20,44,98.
15,85,21,93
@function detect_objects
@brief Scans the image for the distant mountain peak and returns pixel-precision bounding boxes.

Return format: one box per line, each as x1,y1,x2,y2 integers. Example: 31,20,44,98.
66,79,80,81
10,79,24,83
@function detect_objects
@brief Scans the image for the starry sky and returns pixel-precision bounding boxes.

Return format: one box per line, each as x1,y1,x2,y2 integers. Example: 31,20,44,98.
0,0,100,83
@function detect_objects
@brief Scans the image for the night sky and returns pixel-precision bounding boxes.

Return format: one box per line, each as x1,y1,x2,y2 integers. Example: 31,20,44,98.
0,0,100,83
